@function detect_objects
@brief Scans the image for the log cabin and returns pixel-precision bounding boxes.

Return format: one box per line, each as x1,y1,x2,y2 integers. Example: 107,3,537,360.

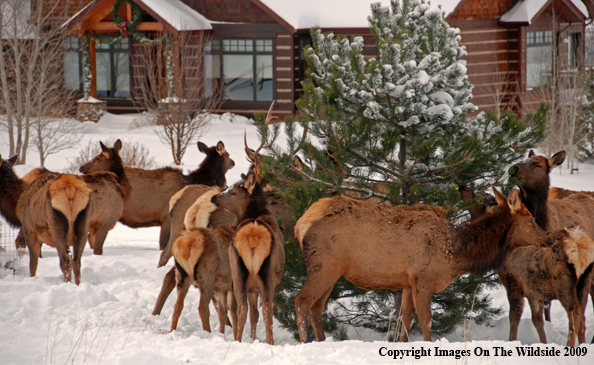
55,0,592,118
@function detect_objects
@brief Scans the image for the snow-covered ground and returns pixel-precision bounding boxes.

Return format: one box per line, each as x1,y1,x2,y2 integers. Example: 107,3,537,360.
1,113,594,364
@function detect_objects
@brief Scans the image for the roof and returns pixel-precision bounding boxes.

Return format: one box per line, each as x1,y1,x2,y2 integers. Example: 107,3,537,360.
500,0,588,24
62,0,212,33
254,0,465,31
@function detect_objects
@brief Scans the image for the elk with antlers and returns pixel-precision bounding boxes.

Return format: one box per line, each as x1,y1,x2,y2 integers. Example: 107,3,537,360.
211,172,285,345
79,140,234,251
0,155,91,284
170,187,238,334
293,188,549,342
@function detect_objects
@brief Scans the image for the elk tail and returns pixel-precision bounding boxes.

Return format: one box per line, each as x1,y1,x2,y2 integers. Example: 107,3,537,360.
235,221,272,274
172,231,206,278
184,187,222,230
563,227,594,278
49,175,91,246
294,197,333,250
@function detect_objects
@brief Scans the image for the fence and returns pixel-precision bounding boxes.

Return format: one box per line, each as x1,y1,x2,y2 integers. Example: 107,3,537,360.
0,218,28,279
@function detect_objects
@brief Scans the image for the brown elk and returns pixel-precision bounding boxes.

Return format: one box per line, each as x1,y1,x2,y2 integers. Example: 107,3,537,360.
293,188,549,342
0,155,91,284
211,172,285,345
170,187,238,334
459,188,593,346
510,150,594,326
499,227,594,346
80,140,235,250
549,187,594,200
79,140,130,254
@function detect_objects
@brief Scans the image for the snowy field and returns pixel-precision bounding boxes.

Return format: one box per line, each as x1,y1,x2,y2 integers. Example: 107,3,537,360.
1,112,594,364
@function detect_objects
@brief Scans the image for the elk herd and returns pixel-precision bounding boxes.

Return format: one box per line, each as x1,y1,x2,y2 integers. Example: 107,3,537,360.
1,105,594,346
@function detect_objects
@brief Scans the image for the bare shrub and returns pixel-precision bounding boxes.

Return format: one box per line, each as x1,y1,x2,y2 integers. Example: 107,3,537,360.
65,138,158,173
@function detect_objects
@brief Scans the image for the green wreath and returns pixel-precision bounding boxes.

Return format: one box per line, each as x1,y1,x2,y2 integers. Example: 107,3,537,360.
112,0,142,37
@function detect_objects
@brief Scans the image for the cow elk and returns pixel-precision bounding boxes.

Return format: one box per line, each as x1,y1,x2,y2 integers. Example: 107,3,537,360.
80,140,234,250
293,188,549,342
510,150,594,327
499,227,594,346
79,140,130,254
170,187,238,334
0,155,91,284
211,173,285,345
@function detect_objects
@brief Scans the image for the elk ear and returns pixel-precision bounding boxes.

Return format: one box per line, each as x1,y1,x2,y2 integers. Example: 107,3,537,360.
245,173,257,194
197,141,209,154
548,151,566,169
528,149,535,157
293,155,303,171
114,139,122,154
8,155,18,166
216,141,226,156
492,186,508,208
507,189,524,214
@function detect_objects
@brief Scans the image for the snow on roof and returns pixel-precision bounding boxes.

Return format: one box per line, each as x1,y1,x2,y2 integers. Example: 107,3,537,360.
62,0,212,31
137,0,211,31
258,0,464,30
500,0,588,24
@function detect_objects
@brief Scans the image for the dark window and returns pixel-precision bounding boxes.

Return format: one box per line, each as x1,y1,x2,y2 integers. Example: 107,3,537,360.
205,39,273,102
63,36,82,92
96,38,131,98
526,30,552,88
568,32,580,69
298,36,312,82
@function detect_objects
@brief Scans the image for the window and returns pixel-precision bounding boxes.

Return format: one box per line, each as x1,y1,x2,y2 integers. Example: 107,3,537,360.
63,36,82,92
568,32,580,69
206,39,274,101
96,38,131,98
526,30,553,88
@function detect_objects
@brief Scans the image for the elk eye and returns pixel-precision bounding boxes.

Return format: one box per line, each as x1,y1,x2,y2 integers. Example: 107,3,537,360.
231,192,236,196
529,218,534,223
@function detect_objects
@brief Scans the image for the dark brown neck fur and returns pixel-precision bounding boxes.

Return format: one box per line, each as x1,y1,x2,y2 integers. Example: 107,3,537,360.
451,207,514,275
519,176,550,230
184,154,227,188
0,165,26,227
239,183,271,222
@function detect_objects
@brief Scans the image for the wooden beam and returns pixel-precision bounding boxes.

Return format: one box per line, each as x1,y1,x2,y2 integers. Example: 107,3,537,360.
82,0,117,29
90,38,97,98
91,21,165,32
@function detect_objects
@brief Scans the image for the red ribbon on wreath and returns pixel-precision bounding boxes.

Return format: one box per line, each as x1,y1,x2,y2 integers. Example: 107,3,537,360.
120,21,129,38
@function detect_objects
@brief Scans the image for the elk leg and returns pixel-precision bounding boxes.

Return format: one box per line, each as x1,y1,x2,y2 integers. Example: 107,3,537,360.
198,287,214,333
399,288,415,342
88,230,96,250
544,301,551,322
158,217,171,250
24,232,40,277
228,290,238,331
171,276,191,331
158,239,174,268
411,285,433,341
213,292,228,334
91,226,110,255
152,267,176,315
247,292,259,340
294,270,342,343
56,245,73,283
528,298,546,343
71,212,89,286
506,286,524,341
310,286,334,342
561,300,582,347
261,296,274,345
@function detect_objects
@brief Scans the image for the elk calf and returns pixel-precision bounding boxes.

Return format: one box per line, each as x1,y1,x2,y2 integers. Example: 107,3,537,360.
211,173,285,345
170,188,238,333
499,227,594,346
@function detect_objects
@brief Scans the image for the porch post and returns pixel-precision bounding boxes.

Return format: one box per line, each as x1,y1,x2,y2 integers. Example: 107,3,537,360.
89,38,98,98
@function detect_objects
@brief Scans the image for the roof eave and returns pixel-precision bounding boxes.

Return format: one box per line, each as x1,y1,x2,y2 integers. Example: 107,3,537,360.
250,0,295,33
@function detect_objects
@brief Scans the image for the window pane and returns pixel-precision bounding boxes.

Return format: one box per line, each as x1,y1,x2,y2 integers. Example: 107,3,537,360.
527,45,551,88
223,54,253,100
96,52,111,97
256,55,273,101
204,54,220,98
114,52,130,97
64,51,80,91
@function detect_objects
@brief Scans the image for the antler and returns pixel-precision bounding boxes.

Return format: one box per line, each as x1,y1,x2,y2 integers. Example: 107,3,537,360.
245,101,277,162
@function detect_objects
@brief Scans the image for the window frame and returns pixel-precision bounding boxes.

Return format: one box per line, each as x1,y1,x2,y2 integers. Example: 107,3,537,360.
525,30,553,90
207,38,275,102
63,36,83,94
95,37,132,99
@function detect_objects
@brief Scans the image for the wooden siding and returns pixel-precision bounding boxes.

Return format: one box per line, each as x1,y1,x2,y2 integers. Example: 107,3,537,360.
448,0,516,20
181,0,276,23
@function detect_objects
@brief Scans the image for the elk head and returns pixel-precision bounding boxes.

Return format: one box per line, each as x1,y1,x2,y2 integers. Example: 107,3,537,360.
198,140,235,175
210,172,269,222
508,150,565,194
80,140,123,174
493,187,551,249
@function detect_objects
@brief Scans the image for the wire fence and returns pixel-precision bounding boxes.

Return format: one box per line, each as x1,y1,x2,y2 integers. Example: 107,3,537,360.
0,218,29,279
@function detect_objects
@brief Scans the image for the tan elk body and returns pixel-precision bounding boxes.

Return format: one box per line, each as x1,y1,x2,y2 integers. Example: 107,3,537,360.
293,188,549,342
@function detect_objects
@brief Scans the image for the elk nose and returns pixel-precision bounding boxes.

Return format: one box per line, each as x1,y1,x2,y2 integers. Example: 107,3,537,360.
210,196,218,205
508,165,518,175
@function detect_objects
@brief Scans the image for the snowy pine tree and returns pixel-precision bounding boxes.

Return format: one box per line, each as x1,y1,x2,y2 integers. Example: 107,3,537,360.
257,0,546,340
